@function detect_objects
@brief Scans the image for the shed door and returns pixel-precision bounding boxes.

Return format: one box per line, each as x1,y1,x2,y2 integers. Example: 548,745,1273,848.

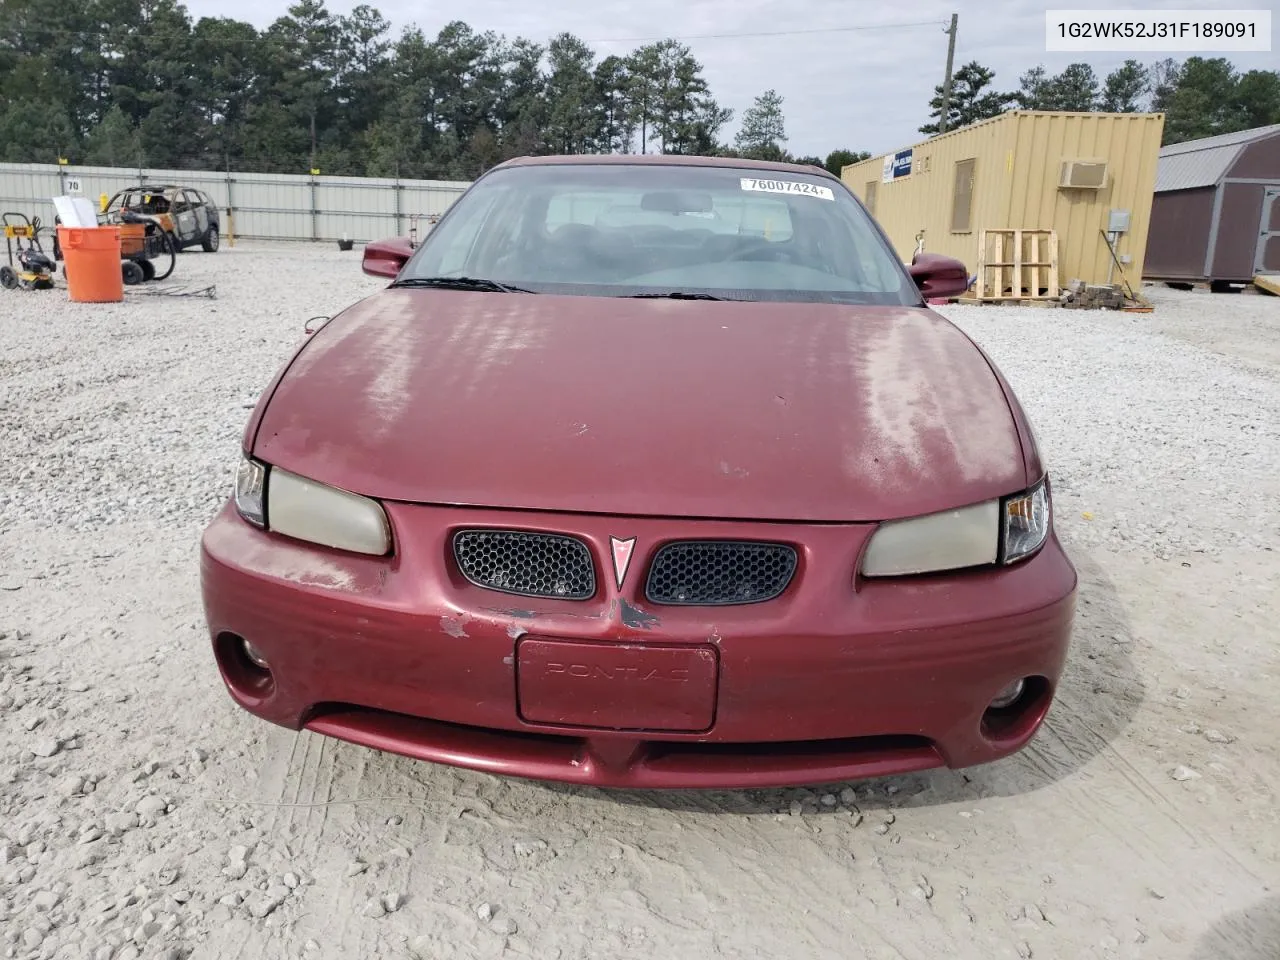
1256,188,1280,274
952,159,976,233
865,180,878,216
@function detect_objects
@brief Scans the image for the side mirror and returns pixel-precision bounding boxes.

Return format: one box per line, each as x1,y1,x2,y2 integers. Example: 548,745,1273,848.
908,252,970,299
362,236,414,278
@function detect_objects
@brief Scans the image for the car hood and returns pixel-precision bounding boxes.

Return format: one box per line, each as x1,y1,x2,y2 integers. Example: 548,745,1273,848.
251,290,1027,523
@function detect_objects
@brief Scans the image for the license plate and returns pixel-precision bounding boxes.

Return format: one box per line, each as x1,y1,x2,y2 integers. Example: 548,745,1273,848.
516,638,718,733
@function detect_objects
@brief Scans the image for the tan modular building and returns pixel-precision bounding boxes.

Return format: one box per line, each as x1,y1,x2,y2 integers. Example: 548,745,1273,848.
841,110,1166,297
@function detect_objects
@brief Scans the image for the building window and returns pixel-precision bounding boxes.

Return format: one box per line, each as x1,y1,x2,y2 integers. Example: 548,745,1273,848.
865,180,878,216
951,158,976,233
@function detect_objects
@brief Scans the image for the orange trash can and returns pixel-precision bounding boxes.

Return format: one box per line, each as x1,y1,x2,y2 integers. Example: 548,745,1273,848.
57,225,123,303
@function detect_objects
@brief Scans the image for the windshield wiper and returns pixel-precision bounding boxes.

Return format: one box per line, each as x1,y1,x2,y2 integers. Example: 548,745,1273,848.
625,291,736,301
389,276,537,293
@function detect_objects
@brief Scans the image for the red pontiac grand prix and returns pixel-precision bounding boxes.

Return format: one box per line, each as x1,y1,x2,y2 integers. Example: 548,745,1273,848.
200,155,1077,790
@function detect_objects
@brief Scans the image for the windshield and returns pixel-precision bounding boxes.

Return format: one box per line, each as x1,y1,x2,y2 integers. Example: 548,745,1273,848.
109,190,173,216
401,163,919,306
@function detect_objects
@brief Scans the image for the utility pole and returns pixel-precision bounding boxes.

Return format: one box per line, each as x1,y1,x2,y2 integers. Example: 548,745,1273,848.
938,14,958,134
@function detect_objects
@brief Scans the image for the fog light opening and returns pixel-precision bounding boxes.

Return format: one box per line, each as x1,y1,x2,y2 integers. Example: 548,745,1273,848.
214,631,276,700
981,675,1051,744
989,678,1027,711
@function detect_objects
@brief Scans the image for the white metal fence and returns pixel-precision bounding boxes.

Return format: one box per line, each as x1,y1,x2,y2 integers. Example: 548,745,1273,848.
0,163,473,243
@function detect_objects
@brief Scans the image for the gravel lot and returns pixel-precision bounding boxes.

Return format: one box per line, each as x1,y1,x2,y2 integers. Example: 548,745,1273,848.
2,243,1278,960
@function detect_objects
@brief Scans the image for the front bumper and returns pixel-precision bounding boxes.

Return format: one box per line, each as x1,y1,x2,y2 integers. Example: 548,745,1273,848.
200,500,1077,789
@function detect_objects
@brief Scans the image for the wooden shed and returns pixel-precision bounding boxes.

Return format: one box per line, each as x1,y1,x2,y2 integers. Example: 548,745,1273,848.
841,110,1166,300
1144,124,1280,286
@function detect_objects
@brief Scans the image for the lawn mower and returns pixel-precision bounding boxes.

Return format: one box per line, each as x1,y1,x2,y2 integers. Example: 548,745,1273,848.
1,212,55,291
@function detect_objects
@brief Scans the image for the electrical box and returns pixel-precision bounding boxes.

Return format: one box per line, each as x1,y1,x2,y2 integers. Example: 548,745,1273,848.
1108,209,1131,234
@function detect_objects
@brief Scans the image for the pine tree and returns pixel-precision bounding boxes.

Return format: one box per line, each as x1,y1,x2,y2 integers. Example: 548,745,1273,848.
734,89,787,161
1052,63,1101,111
544,34,601,154
83,105,140,166
1100,61,1149,112
920,62,1012,135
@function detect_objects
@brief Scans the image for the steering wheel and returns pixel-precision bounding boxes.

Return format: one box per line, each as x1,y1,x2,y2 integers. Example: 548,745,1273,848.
726,239,795,263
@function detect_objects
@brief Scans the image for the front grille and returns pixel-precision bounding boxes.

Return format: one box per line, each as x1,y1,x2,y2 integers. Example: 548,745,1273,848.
645,541,797,606
453,530,595,600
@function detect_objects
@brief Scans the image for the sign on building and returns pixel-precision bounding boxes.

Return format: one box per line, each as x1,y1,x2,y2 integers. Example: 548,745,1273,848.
881,149,913,183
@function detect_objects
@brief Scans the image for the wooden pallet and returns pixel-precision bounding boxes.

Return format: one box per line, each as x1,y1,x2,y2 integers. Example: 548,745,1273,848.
955,297,1056,308
973,229,1059,301
1253,274,1280,296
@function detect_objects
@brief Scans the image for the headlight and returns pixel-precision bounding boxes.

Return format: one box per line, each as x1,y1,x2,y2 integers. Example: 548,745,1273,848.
233,455,391,556
861,478,1052,577
861,500,1000,577
1001,478,1049,564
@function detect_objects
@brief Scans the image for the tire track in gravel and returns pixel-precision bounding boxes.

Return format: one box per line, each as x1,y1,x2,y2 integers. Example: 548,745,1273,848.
1013,660,1265,890
306,735,365,960
657,813,928,958
266,731,345,947
1006,733,1068,785
542,790,927,958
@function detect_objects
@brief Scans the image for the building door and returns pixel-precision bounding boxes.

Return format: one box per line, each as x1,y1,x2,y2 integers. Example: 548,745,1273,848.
1256,187,1280,274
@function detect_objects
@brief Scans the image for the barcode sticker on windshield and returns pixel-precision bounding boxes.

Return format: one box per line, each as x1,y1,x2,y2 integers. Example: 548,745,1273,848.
740,177,835,201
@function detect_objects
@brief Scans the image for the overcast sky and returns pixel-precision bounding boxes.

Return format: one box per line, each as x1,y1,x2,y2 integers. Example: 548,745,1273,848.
181,0,1279,158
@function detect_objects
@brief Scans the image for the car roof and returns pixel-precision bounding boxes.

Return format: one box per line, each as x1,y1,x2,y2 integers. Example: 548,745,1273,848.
492,154,837,181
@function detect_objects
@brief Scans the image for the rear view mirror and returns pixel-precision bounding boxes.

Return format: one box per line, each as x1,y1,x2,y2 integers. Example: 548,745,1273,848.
640,191,713,215
362,236,414,278
908,252,970,299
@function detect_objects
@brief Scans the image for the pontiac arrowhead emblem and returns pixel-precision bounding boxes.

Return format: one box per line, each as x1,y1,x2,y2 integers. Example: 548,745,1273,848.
610,537,637,589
